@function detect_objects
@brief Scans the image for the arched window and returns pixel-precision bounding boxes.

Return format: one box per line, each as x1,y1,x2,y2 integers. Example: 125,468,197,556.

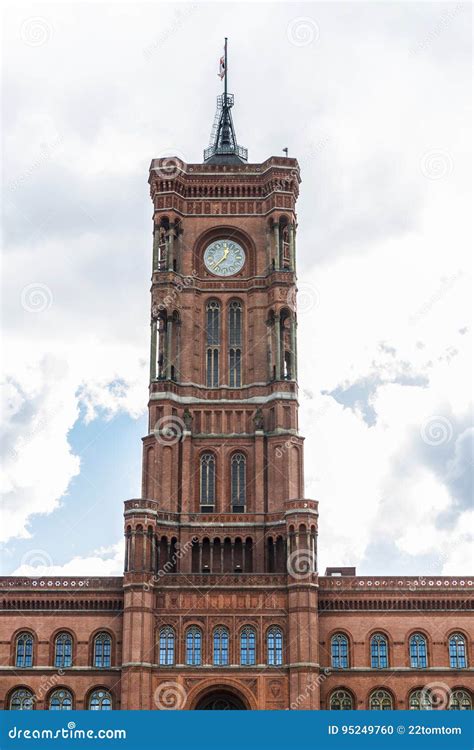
93,633,111,668
231,453,246,512
240,626,256,666
228,301,242,387
449,633,467,668
213,626,229,666
409,633,428,668
206,300,220,387
88,689,112,710
9,688,34,710
449,689,472,710
54,632,73,668
15,633,33,668
331,634,349,669
409,689,432,710
49,689,73,710
370,633,388,669
330,690,353,710
200,453,215,511
369,689,393,710
185,626,202,666
267,626,283,666
159,626,175,666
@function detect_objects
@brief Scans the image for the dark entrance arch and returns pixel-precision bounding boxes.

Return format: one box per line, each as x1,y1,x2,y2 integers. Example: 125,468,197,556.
195,690,247,710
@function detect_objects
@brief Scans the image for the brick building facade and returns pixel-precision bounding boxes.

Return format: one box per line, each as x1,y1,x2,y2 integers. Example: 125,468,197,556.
1,77,473,712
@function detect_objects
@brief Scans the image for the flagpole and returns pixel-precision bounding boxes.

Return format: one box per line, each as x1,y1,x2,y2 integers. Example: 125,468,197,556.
224,37,228,102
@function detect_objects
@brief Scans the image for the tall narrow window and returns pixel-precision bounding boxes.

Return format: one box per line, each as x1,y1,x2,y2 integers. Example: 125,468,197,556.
267,626,283,666
240,626,256,666
449,633,467,668
15,633,33,668
409,633,428,668
185,626,202,666
54,632,73,668
200,453,215,511
213,627,229,666
370,634,388,669
159,626,175,666
93,633,111,668
231,453,246,512
331,634,349,669
229,300,242,387
206,301,220,387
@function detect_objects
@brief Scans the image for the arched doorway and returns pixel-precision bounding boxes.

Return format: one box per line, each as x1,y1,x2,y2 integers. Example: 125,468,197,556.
195,690,247,710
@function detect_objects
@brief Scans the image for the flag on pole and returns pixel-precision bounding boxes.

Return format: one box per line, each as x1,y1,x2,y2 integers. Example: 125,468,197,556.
218,53,225,80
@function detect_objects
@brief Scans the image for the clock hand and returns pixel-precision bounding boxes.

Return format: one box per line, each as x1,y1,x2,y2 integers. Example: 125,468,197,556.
211,245,230,269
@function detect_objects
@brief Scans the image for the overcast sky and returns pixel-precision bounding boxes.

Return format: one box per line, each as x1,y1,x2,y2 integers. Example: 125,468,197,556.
1,1,472,578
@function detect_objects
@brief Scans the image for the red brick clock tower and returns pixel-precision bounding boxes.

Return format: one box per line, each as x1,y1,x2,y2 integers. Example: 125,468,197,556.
121,46,320,710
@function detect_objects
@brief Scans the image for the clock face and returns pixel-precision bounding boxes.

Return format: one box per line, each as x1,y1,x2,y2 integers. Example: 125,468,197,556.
204,239,246,277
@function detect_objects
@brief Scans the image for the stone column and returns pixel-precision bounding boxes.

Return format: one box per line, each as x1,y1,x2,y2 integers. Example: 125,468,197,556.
273,222,280,270
289,223,296,271
267,317,273,380
290,316,297,380
165,318,173,379
150,320,157,381
254,430,265,517
274,312,281,380
167,223,175,271
152,225,160,273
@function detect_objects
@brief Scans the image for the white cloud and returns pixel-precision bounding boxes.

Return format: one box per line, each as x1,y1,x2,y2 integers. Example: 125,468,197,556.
13,541,124,577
